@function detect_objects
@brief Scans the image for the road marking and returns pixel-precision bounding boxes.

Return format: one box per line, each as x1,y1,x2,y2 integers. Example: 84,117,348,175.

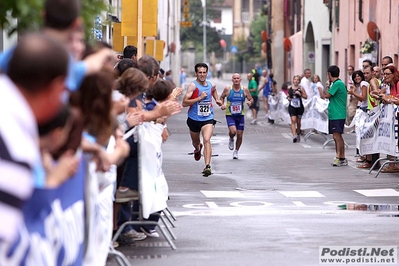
292,201,307,207
200,190,246,198
279,191,326,198
171,208,362,217
182,203,208,209
230,201,273,208
354,188,399,197
323,201,356,206
205,202,218,208
286,228,306,241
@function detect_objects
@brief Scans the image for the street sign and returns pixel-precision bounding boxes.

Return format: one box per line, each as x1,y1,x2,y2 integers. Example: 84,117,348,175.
230,45,238,54
180,21,192,27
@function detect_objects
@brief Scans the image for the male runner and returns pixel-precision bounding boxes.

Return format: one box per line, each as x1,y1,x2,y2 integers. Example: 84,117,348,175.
182,63,223,176
220,73,253,159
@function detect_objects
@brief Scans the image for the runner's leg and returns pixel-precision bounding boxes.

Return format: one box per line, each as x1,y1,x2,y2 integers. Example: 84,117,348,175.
201,124,214,166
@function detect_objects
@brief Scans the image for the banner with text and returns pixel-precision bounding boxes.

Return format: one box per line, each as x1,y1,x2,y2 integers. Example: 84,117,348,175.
357,104,398,156
0,157,87,266
268,93,329,133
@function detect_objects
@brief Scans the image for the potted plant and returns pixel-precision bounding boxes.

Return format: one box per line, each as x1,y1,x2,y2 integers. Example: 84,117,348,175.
360,40,375,54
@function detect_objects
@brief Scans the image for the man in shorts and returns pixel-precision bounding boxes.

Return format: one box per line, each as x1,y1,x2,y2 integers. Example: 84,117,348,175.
182,63,223,176
220,73,253,159
324,65,348,166
247,72,259,125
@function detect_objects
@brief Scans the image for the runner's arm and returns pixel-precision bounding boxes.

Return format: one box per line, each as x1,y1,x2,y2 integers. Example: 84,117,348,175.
219,86,230,110
212,82,223,106
182,82,204,107
219,86,230,102
244,87,253,105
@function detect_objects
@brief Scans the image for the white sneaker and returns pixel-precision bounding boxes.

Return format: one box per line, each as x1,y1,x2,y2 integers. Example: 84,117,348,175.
228,138,234,150
124,229,147,241
250,119,257,125
233,150,238,159
140,227,159,238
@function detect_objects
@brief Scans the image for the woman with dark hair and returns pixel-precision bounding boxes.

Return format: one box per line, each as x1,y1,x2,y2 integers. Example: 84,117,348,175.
347,70,368,163
377,65,399,173
348,70,368,112
380,64,399,103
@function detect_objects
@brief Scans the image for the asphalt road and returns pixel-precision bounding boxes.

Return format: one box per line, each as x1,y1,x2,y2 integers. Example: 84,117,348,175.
107,77,399,266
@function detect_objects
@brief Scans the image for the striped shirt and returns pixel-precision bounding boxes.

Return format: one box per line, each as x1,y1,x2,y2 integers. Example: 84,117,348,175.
0,75,39,242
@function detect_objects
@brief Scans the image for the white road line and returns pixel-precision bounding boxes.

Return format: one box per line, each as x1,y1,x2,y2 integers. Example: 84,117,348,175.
292,201,307,207
354,188,399,197
205,202,219,208
279,191,326,198
200,190,246,198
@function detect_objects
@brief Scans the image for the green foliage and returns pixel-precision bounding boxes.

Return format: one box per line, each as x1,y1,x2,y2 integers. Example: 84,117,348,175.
0,0,43,35
360,39,375,54
232,13,267,63
234,35,250,62
180,0,225,55
0,0,108,40
250,14,267,56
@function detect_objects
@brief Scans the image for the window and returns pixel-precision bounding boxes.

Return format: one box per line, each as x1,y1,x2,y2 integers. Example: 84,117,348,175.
359,0,363,23
213,10,221,23
335,0,339,28
295,0,301,32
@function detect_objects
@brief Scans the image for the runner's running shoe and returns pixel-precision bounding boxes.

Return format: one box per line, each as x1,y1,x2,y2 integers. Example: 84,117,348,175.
194,143,203,161
228,138,234,150
202,165,212,176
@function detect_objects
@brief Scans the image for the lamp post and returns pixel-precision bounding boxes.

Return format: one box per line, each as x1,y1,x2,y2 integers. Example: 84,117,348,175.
201,0,206,63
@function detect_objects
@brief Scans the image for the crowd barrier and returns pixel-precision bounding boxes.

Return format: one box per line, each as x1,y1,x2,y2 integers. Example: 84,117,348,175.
267,93,399,154
354,104,399,156
0,122,177,265
268,92,329,134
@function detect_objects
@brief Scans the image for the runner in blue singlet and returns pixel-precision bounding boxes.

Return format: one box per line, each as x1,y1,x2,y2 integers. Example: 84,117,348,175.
219,73,253,159
182,63,223,176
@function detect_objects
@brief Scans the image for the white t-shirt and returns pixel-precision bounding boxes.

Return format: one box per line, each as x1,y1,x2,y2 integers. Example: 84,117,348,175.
311,81,324,98
300,76,313,99
359,80,369,108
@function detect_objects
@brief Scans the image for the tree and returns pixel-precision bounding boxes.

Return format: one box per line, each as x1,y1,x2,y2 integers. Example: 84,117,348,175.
0,0,108,41
233,12,267,64
249,13,267,60
180,0,225,55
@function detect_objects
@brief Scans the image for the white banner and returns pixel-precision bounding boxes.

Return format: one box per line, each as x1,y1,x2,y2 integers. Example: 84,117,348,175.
268,93,329,133
300,96,329,133
357,104,398,156
138,123,168,219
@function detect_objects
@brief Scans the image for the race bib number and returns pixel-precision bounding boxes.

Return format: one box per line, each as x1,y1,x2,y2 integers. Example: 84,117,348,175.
198,101,211,116
230,102,242,115
290,97,300,108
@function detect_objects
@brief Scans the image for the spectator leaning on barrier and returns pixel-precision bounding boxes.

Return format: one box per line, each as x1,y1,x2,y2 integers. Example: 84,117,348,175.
0,33,69,243
357,65,381,169
378,64,399,173
347,70,368,162
324,65,348,167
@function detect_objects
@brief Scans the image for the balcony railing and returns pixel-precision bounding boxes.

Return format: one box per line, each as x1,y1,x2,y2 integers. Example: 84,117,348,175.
242,11,250,22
